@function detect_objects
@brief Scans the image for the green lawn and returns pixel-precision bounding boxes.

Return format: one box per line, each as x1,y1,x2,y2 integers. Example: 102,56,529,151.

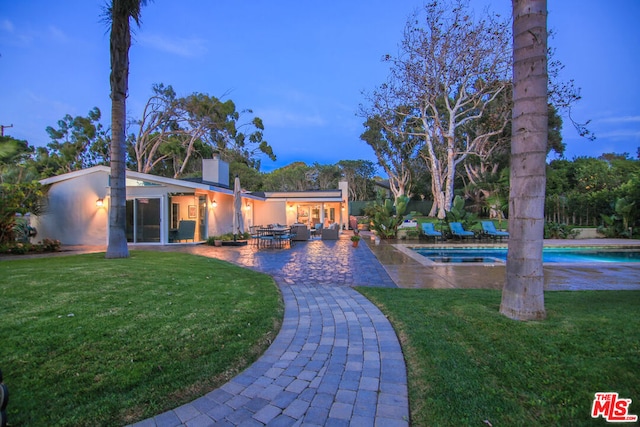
0,251,283,427
358,288,640,426
3,252,638,426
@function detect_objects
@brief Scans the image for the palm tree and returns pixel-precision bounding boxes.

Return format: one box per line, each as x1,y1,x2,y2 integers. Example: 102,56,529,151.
500,0,548,320
105,0,149,258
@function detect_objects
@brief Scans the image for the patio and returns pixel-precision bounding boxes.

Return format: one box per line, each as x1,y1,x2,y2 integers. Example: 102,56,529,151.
33,236,640,292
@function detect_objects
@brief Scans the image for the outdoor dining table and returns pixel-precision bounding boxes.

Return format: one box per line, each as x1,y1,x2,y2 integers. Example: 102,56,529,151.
257,227,292,248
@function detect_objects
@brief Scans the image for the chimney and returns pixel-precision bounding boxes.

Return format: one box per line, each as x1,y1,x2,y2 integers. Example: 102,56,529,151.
202,155,229,187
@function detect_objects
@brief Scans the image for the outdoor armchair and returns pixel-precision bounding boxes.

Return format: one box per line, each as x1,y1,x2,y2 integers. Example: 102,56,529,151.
175,220,196,242
321,223,340,240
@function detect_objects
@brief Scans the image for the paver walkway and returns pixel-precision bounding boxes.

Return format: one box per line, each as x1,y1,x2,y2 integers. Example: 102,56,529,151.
129,237,409,427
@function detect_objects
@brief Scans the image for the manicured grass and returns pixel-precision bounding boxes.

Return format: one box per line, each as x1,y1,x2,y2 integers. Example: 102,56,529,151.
357,288,640,426
0,251,283,427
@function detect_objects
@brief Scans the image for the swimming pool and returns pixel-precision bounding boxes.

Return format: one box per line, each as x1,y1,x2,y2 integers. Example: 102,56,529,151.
412,247,640,263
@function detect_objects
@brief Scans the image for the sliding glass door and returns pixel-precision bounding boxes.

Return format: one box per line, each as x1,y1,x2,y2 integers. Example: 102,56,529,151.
126,198,161,243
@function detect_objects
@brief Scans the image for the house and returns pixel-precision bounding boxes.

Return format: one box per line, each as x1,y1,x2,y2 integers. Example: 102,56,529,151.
32,157,348,245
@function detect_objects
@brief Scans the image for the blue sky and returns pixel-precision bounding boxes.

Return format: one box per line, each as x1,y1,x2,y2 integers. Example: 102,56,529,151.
1,1,639,173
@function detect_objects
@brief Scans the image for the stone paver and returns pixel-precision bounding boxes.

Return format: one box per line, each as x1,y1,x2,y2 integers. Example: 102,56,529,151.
128,236,409,426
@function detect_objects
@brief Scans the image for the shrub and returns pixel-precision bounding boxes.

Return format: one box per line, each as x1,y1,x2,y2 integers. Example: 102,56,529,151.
40,238,61,252
544,222,578,239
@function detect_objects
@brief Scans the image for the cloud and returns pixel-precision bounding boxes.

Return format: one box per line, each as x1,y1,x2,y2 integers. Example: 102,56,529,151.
0,19,14,32
598,115,640,124
138,33,207,58
596,130,640,140
47,25,69,43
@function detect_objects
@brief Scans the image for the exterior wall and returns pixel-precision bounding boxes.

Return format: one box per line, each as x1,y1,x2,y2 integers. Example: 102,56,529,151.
33,170,110,245
34,165,349,245
253,200,287,226
207,192,235,237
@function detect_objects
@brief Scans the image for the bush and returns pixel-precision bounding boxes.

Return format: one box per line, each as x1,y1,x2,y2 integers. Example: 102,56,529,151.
206,232,250,245
0,239,61,255
544,222,578,239
40,238,61,252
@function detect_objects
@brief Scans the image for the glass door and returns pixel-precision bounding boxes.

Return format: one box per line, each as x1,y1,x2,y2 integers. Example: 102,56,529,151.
126,198,161,243
297,204,322,227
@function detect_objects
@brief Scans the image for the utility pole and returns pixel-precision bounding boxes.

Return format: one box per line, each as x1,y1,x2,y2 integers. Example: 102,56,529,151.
0,124,13,137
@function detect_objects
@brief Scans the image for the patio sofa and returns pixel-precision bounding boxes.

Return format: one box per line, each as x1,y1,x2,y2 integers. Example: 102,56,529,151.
321,223,340,240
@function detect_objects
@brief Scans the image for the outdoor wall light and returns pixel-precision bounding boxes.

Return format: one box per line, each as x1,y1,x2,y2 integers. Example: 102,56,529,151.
245,203,251,210
211,199,217,208
96,198,104,207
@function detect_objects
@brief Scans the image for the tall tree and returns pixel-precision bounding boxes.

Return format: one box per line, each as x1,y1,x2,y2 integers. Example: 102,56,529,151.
500,0,548,320
262,162,311,191
105,0,149,259
363,1,511,218
360,111,420,199
42,107,109,175
338,160,376,201
132,84,275,178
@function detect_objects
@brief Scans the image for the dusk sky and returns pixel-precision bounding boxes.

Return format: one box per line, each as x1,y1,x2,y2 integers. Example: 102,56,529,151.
1,1,639,173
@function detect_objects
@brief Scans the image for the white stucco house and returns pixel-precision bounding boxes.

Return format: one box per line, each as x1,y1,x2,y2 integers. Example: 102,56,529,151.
32,157,349,246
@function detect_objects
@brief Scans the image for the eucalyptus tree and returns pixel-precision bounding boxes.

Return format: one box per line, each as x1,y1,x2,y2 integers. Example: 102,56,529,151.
360,111,420,199
133,85,275,178
362,0,511,218
337,160,376,201
500,0,549,321
310,163,341,190
42,107,110,175
0,136,36,183
262,162,311,191
105,0,150,259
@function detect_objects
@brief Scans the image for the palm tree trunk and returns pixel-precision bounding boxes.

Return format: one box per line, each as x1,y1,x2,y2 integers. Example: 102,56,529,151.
500,0,548,320
105,0,134,258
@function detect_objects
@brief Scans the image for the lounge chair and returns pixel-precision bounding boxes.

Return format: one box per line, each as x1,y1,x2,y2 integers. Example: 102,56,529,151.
481,221,509,240
449,222,475,240
421,222,442,241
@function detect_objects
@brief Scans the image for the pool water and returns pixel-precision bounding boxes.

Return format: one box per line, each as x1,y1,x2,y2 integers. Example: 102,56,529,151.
413,247,640,263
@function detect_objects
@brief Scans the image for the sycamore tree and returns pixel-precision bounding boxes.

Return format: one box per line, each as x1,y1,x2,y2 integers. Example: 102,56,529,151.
362,0,511,218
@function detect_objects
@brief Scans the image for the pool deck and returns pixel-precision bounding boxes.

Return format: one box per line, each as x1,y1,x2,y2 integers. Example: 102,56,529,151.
363,237,640,291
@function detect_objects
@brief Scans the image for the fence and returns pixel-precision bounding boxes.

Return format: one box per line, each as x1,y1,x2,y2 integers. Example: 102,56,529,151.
349,200,433,217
